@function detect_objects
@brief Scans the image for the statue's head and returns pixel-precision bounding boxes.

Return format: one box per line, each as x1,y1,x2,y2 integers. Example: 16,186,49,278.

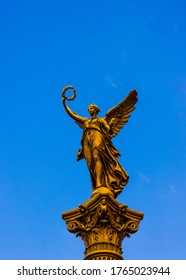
88,104,100,115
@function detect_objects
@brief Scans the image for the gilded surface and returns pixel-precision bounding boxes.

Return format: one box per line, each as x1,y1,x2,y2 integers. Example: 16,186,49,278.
62,191,144,260
62,86,138,198
61,85,143,260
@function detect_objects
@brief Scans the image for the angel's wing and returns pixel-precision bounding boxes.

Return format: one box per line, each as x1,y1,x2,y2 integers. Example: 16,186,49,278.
104,90,138,138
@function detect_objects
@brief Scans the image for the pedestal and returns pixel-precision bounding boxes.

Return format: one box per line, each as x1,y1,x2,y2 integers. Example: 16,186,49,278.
62,187,143,260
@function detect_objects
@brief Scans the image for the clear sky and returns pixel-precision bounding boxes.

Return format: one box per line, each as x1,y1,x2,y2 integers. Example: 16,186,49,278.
0,0,185,260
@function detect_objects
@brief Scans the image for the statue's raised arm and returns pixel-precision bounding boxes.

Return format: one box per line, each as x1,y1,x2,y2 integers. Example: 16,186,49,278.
62,85,88,128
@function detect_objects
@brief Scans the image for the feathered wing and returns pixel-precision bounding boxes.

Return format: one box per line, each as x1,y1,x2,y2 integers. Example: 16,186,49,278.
104,90,138,138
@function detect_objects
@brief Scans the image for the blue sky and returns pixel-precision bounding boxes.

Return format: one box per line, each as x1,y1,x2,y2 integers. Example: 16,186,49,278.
0,0,186,259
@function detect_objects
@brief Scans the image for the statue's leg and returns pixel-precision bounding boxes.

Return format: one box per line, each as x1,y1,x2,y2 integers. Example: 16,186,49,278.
92,148,103,188
83,142,96,189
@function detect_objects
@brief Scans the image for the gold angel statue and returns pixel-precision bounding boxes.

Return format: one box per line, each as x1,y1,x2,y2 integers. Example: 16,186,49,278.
62,86,138,198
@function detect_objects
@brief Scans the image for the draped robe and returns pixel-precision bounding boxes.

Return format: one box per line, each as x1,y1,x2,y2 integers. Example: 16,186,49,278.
78,117,129,197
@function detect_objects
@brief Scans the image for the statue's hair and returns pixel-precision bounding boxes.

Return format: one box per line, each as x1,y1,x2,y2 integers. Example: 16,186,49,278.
88,104,100,114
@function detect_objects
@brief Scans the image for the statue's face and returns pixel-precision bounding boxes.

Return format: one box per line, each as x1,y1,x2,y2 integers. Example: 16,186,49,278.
88,105,97,115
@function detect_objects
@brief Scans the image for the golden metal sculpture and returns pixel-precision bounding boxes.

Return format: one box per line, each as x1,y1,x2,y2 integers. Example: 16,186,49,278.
62,191,143,260
62,85,138,198
62,85,143,260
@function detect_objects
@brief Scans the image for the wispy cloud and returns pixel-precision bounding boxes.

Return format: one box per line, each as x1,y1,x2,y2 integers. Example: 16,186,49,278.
139,172,151,184
158,185,177,200
105,76,118,89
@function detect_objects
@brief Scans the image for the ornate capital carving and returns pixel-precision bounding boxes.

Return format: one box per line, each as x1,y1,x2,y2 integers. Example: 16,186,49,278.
62,190,143,260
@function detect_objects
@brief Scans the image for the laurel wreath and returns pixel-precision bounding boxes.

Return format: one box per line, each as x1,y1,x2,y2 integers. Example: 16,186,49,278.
62,85,77,101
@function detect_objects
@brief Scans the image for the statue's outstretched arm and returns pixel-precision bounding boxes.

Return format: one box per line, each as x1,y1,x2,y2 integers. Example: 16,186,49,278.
62,98,87,127
61,86,88,128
